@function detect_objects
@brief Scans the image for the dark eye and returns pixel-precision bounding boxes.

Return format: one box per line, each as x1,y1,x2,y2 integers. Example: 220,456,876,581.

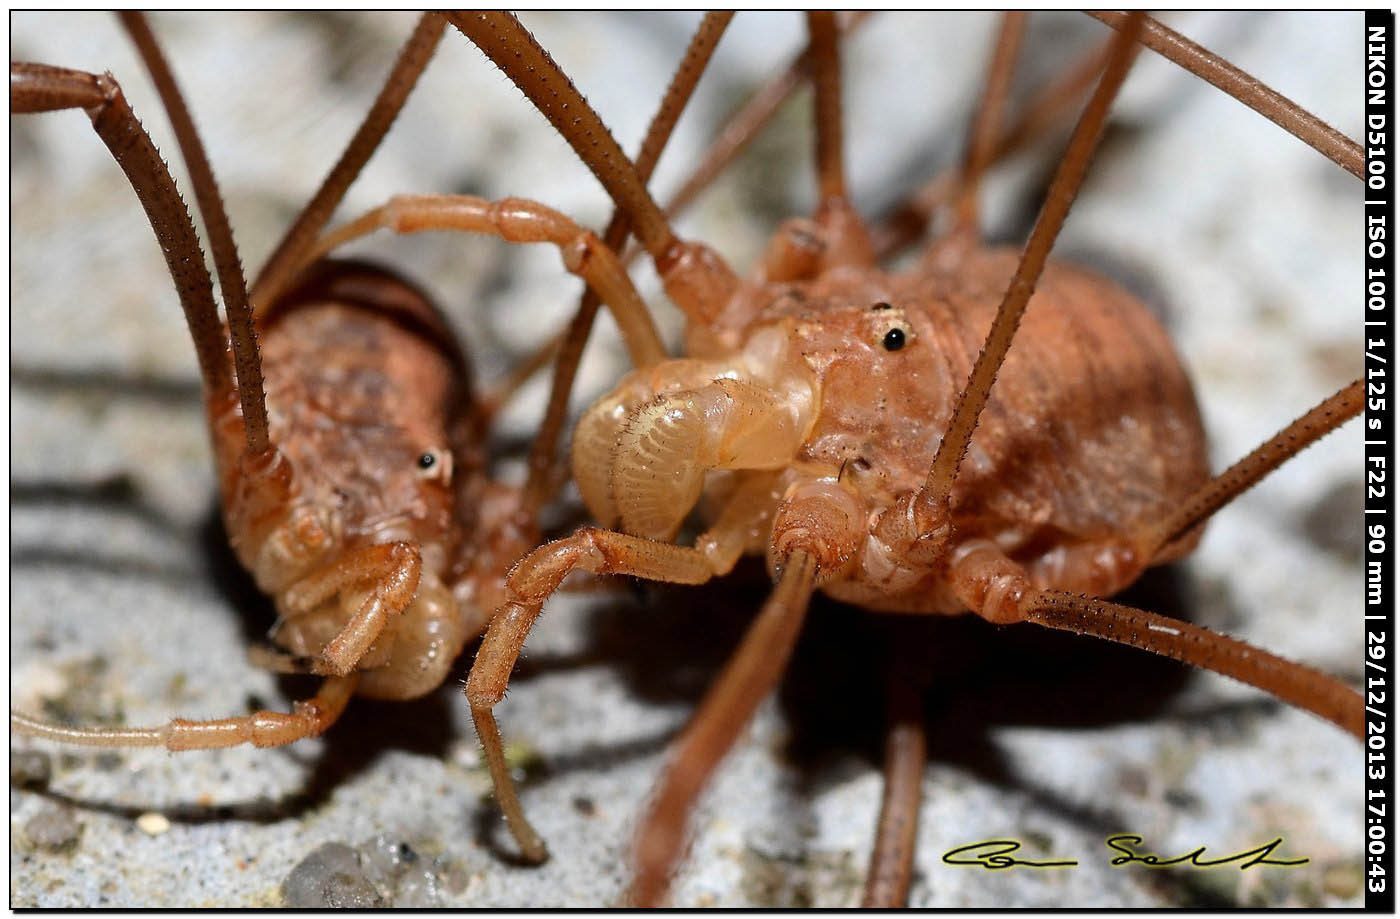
882,327,906,351
415,448,453,482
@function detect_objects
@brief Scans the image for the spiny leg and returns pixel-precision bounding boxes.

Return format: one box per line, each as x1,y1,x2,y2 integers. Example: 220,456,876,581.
627,551,818,907
102,19,325,608
10,63,230,408
9,58,315,744
945,380,1364,734
1136,379,1363,562
447,12,677,259
1021,592,1363,738
921,15,1142,504
117,11,267,455
11,676,358,751
468,532,718,864
11,61,296,511
943,541,1363,739
870,16,1144,561
468,478,781,864
251,13,447,312
1089,12,1362,179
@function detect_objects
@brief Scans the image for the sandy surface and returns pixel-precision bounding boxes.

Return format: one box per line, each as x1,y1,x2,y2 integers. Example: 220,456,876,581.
11,12,1364,907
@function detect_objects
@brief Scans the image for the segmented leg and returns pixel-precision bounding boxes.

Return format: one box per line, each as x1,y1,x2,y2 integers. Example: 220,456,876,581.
9,62,230,409
660,12,873,225
627,551,818,907
467,531,718,864
807,11,847,206
468,482,780,864
919,15,1143,507
281,542,423,677
871,34,1109,260
117,11,267,456
1089,12,1362,178
522,11,734,514
446,11,742,333
251,13,448,312
1136,378,1363,561
302,194,666,369
861,659,927,908
804,12,875,271
445,12,678,261
951,11,1028,236
1021,593,1363,738
944,540,1364,739
11,676,358,751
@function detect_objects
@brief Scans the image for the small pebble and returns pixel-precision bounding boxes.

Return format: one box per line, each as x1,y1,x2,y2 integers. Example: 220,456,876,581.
357,834,409,891
24,803,82,852
438,858,471,896
136,812,171,836
282,842,385,908
393,866,443,908
10,750,52,790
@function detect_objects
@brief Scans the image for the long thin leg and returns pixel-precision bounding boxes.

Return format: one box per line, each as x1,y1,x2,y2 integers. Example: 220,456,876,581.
117,12,268,457
660,12,874,225
944,542,1364,739
807,11,848,207
861,650,927,908
11,676,358,751
872,18,1145,562
918,15,1142,508
521,11,734,515
10,63,229,404
445,12,677,260
467,483,779,864
627,551,818,907
1089,12,1362,180
802,10,877,273
871,35,1110,260
300,194,666,369
1137,379,1363,561
251,13,447,311
467,532,719,865
951,12,1028,237
445,12,740,326
1021,592,1363,738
